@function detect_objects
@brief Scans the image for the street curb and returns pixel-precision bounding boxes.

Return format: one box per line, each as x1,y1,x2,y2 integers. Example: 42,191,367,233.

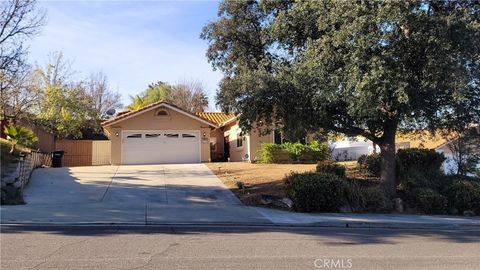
1,221,479,230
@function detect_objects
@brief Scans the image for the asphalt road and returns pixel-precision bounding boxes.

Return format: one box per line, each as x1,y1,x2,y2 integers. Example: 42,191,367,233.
1,225,479,270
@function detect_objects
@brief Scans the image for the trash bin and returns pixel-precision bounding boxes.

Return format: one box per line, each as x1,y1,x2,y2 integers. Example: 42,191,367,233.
51,150,65,168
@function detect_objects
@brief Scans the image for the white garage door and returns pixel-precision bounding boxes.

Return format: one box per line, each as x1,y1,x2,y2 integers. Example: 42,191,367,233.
122,131,200,165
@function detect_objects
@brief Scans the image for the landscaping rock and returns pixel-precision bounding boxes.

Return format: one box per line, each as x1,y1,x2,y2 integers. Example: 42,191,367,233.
394,198,404,213
2,176,16,184
281,197,294,208
261,194,293,208
339,204,352,213
260,195,274,205
463,210,476,217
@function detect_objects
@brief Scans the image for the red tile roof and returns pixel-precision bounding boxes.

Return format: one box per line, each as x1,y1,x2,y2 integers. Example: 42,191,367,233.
194,112,236,126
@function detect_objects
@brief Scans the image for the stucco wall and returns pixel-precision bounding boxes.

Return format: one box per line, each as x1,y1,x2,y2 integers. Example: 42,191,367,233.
224,123,247,162
224,123,273,162
104,107,212,165
248,128,274,162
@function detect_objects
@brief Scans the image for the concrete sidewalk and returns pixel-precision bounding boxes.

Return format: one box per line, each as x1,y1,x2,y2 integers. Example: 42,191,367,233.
2,203,479,229
1,165,479,229
255,208,480,229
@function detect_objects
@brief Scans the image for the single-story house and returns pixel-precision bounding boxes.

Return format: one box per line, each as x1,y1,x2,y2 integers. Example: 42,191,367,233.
435,128,480,175
101,101,276,165
329,131,457,161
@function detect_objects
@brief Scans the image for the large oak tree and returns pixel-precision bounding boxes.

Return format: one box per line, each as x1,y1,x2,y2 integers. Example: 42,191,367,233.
202,0,480,196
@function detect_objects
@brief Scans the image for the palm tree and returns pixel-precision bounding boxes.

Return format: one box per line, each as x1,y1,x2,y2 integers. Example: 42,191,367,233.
3,125,38,154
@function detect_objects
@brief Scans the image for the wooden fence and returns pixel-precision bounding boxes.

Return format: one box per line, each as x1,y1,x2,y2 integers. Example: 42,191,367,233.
55,140,111,167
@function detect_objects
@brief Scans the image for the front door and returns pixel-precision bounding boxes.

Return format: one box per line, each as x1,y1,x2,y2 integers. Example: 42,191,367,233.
224,136,230,161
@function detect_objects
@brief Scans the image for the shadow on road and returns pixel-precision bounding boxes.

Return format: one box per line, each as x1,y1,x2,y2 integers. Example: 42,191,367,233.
1,225,479,245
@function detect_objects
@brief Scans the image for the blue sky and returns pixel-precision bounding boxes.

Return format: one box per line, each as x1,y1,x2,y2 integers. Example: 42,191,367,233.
29,0,223,111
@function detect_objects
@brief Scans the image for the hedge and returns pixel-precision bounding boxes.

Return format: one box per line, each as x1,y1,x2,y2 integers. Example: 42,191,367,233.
259,141,329,163
316,161,346,178
446,179,480,213
284,172,346,212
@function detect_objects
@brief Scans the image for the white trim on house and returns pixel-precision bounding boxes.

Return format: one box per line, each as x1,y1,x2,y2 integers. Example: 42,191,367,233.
219,116,238,127
103,103,218,128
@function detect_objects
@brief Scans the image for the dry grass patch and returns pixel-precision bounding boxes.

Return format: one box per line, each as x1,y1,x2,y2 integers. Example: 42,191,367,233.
206,162,317,208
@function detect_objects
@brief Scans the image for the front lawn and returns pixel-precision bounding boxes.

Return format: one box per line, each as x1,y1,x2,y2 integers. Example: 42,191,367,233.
206,161,377,210
206,162,343,208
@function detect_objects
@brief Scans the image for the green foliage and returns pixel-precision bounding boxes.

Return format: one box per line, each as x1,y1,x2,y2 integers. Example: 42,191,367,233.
259,143,287,163
259,142,329,163
235,181,245,190
284,172,346,212
358,185,393,213
3,125,38,153
316,161,346,178
127,80,209,112
414,188,448,214
446,179,480,214
397,148,445,178
36,83,91,139
357,154,381,176
399,170,449,194
128,81,173,110
28,52,122,139
283,142,308,161
203,0,480,195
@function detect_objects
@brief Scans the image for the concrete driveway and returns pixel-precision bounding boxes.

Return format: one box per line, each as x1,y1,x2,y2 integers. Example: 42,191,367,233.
1,164,269,224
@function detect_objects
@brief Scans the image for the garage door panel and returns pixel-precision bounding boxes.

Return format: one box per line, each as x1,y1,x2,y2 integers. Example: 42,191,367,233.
122,131,200,165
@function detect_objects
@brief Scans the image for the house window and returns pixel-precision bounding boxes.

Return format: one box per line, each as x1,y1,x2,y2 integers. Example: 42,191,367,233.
145,133,161,138
236,132,243,148
156,110,169,116
164,133,179,138
182,133,196,138
126,133,142,138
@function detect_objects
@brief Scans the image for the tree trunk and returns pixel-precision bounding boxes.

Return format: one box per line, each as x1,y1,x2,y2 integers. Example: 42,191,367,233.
379,123,397,198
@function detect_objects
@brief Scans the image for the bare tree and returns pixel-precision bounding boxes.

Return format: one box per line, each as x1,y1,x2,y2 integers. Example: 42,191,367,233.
171,79,209,112
0,0,45,119
84,72,122,119
448,128,480,176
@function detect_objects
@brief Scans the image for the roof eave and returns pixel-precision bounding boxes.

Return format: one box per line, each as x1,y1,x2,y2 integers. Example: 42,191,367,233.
101,102,218,128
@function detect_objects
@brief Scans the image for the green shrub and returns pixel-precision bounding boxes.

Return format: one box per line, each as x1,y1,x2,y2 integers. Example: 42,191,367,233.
235,181,245,189
259,142,329,163
397,148,445,178
307,140,330,161
284,172,346,212
259,143,288,163
316,161,346,178
357,154,381,176
415,188,448,214
446,179,480,213
283,142,308,161
400,169,451,192
3,125,38,154
359,185,393,213
343,180,392,213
